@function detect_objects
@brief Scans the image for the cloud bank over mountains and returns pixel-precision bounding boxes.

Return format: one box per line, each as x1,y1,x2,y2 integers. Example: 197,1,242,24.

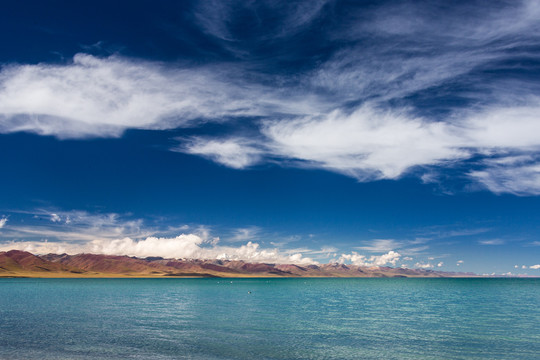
0,210,314,264
1,0,540,194
0,235,405,267
0,235,316,265
0,209,409,267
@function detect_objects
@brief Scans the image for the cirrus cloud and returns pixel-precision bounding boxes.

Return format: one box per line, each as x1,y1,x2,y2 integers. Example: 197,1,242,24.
2,0,540,195
0,54,317,139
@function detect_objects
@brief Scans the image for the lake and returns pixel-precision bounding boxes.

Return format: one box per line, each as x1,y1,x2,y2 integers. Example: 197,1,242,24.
0,278,538,359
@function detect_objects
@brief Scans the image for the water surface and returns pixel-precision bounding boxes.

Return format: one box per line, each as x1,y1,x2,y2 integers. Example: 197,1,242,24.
1,278,538,359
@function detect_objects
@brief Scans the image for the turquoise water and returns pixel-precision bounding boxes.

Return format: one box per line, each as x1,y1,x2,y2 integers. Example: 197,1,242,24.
0,278,538,360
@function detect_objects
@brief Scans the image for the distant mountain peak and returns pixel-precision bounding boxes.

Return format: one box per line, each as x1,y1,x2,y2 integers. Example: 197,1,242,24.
0,251,481,278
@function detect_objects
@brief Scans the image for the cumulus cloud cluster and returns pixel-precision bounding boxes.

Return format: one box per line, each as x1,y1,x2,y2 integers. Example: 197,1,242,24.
1,1,540,194
0,209,474,269
0,235,315,264
412,260,443,269
338,250,401,267
414,262,434,269
0,210,318,264
0,209,419,267
516,264,540,270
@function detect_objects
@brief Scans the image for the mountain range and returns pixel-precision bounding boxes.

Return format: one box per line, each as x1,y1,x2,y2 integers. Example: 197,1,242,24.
0,250,478,278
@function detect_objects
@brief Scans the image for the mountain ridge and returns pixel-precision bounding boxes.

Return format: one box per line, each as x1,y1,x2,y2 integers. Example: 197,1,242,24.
0,250,479,278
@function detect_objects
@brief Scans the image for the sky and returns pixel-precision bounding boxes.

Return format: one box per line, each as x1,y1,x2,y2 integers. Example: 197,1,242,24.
0,0,539,275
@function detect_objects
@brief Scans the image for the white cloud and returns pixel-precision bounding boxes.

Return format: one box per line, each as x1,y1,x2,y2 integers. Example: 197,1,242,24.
229,226,260,242
0,209,317,264
1,1,540,195
470,161,540,196
2,210,148,242
260,102,540,185
415,262,433,269
354,239,403,252
403,257,413,261
326,0,540,104
478,239,505,245
437,262,443,267
339,250,401,267
412,248,434,256
183,1,540,194
0,217,7,228
444,228,492,238
180,138,262,169
530,264,540,270
194,0,328,43
465,106,540,149
263,106,466,180
0,54,315,139
0,236,314,264
457,260,464,266
352,237,433,256
175,100,540,195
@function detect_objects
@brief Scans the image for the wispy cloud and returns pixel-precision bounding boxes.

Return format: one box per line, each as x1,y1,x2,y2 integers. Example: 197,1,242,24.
470,158,540,196
0,54,317,139
179,137,263,169
1,1,540,194
229,226,261,242
478,239,505,245
193,0,329,44
0,216,7,229
354,239,403,252
1,209,148,242
183,0,540,194
403,247,432,256
351,238,434,257
418,226,491,240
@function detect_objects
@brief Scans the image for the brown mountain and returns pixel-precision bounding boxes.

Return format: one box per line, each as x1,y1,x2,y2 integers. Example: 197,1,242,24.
0,250,478,278
0,250,80,274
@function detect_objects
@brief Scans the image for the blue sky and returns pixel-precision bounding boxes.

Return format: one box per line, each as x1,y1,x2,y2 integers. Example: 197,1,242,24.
0,0,539,274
